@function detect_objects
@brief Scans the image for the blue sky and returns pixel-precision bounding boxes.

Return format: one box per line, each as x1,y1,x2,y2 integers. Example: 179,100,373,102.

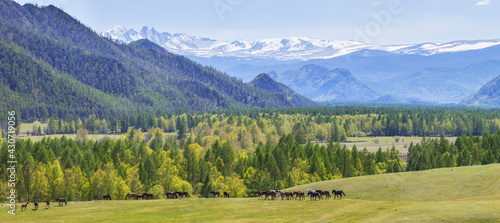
13,0,500,44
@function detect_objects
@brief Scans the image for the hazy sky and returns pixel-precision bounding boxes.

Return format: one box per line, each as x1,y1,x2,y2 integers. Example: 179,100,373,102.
13,0,500,44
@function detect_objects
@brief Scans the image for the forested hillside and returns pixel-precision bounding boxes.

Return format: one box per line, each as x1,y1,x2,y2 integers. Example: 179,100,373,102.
0,0,301,121
1,107,500,202
248,73,316,107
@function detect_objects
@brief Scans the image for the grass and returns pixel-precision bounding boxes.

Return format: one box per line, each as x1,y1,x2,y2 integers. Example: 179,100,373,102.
340,136,457,153
17,134,125,142
3,164,499,222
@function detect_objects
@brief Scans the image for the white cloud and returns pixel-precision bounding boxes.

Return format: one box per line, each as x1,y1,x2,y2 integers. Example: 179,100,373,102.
373,1,381,6
476,0,491,6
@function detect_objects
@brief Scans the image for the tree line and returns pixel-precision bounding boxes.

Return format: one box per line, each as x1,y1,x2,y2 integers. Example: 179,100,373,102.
17,106,500,141
0,126,404,202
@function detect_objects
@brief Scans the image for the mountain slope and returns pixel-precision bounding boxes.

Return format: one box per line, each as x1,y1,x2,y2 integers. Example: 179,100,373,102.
462,75,500,106
379,60,500,103
0,1,300,120
272,65,379,102
248,73,316,107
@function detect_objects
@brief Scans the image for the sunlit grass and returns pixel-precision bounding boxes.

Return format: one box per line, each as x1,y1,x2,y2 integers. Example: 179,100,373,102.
3,164,499,222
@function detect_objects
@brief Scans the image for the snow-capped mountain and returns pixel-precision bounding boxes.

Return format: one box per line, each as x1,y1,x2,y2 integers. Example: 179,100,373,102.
103,26,500,61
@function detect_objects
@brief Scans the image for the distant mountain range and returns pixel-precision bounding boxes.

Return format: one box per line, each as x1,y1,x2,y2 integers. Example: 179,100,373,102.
270,65,379,102
103,26,500,105
104,26,500,61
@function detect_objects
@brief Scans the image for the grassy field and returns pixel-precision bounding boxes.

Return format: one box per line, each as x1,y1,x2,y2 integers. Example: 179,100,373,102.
3,164,499,222
339,136,457,153
16,134,125,142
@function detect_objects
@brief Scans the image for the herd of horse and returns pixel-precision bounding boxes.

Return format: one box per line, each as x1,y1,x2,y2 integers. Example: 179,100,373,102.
209,191,230,198
20,198,67,211
254,189,346,200
124,193,155,200
21,189,345,212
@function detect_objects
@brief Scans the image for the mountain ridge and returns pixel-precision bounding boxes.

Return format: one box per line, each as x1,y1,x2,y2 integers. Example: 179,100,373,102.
103,25,500,61
272,65,380,102
462,75,500,106
248,73,316,107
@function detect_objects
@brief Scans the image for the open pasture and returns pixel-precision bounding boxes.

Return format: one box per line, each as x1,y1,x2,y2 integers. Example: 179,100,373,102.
4,164,499,222
340,136,457,153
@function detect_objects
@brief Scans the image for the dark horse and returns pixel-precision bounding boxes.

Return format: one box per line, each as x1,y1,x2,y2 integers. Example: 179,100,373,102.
103,194,112,200
46,201,50,208
176,191,190,198
125,193,136,200
223,191,230,198
56,198,67,206
166,192,177,199
142,193,154,199
332,190,346,200
210,191,220,197
308,191,321,200
293,191,305,200
34,201,39,210
135,194,145,200
21,202,29,211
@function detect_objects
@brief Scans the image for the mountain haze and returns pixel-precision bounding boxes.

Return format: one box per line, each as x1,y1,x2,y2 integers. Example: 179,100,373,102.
271,65,379,102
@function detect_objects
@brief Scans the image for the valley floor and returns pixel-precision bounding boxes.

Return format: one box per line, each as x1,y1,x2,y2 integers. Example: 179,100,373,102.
4,164,500,223
4,196,499,222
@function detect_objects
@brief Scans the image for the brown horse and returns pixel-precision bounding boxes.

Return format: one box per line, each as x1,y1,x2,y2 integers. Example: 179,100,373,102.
264,191,277,200
103,194,112,200
293,191,305,200
282,192,294,200
125,193,136,200
166,192,177,199
254,191,265,199
318,190,331,199
56,198,67,206
21,202,29,211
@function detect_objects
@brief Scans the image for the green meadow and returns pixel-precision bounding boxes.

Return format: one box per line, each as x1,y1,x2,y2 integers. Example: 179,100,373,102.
4,164,499,222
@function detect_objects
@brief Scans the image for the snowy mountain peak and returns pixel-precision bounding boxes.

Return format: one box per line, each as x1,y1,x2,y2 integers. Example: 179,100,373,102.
103,26,500,61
